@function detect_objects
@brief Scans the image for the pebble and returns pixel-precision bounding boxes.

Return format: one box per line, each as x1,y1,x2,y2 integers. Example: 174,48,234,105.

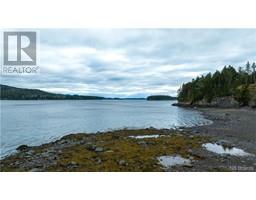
118,160,127,166
95,147,104,152
29,168,42,172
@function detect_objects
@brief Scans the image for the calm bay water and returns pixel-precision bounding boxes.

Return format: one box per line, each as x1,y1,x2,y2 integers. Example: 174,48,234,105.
0,100,211,157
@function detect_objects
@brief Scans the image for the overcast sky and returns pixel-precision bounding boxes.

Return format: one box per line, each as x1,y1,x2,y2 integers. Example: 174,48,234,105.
1,29,256,97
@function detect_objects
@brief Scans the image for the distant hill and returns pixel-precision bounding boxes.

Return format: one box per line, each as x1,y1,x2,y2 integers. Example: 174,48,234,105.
147,95,177,101
0,85,105,100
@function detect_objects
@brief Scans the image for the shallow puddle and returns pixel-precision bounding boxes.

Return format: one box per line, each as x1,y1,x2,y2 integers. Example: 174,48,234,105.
158,155,191,168
202,143,252,156
129,134,160,139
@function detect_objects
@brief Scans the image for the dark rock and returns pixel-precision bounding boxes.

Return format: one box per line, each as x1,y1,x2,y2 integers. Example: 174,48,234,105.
191,130,199,134
112,135,120,140
190,149,207,159
16,145,29,151
216,140,235,148
86,145,97,151
67,161,78,169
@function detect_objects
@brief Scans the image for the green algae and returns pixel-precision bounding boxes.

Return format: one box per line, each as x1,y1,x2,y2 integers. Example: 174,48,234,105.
0,129,208,172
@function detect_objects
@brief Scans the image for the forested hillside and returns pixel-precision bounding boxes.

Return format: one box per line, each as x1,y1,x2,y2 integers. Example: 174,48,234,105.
0,85,105,100
177,62,256,107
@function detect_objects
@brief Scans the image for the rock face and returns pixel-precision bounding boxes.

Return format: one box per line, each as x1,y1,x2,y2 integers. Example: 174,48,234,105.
208,96,239,108
173,96,239,108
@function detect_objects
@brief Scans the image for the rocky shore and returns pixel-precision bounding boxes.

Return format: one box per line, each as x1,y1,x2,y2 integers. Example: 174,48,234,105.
1,108,256,172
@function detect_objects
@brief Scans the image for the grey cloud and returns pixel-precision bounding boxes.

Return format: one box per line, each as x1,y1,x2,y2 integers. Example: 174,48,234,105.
1,29,256,97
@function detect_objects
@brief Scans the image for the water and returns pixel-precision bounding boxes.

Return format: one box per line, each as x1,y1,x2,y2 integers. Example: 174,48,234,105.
129,134,160,139
158,155,191,168
0,100,211,157
202,143,252,156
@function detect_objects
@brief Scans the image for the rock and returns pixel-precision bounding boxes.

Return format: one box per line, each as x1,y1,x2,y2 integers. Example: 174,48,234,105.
183,162,193,168
216,140,235,148
86,145,97,151
41,152,50,157
96,158,102,164
191,130,199,134
190,149,206,159
118,160,127,166
14,161,21,165
16,145,29,151
67,161,78,169
26,150,35,156
189,156,194,160
112,135,120,140
95,147,104,152
137,141,147,146
172,102,192,107
188,149,193,154
29,168,42,172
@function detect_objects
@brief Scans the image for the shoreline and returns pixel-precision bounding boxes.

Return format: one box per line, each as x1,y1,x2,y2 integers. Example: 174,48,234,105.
1,107,256,172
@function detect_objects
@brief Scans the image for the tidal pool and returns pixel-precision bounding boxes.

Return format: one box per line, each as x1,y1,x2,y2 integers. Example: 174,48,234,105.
158,155,191,168
202,143,252,156
129,134,160,139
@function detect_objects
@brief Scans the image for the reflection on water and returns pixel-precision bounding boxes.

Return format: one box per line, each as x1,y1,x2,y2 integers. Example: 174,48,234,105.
129,134,160,139
202,143,252,156
0,100,212,157
158,155,191,168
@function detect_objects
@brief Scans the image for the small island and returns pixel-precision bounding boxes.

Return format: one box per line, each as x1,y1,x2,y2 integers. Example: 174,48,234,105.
147,95,177,101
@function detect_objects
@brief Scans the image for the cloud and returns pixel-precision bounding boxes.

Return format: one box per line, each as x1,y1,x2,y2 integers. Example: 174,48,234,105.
1,29,256,97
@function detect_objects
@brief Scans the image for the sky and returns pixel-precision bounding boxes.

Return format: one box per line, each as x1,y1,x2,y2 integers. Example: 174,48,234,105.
1,29,256,98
